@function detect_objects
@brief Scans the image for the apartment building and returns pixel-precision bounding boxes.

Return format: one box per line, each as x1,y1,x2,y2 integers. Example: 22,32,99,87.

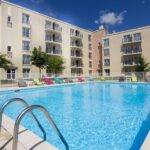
102,26,150,76
0,0,96,80
0,0,150,80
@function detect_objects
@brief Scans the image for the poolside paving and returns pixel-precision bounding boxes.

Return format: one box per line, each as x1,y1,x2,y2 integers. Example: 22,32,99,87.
0,114,58,150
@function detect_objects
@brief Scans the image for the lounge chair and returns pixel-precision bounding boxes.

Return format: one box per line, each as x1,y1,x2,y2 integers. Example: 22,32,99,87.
77,77,85,82
132,76,138,82
99,76,105,81
118,76,125,82
33,79,43,85
18,80,27,87
42,77,53,85
53,77,64,84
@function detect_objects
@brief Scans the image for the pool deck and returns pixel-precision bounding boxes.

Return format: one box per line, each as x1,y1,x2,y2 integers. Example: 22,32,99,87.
0,81,150,149
0,114,58,150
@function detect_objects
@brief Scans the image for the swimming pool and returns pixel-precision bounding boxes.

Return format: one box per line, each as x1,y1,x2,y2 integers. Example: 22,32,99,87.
0,82,150,150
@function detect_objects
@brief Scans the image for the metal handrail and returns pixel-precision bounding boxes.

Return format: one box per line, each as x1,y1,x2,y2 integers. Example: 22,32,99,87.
12,105,69,150
0,98,46,140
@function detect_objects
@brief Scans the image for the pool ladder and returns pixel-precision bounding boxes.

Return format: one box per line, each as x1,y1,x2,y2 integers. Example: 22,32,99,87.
0,98,69,150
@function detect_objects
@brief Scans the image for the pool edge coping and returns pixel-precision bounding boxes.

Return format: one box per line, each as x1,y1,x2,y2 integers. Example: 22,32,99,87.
1,114,59,150
0,81,150,92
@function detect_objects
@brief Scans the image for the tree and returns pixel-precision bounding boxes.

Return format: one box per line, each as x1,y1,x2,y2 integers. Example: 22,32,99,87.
0,54,12,70
46,55,65,75
135,56,150,72
31,47,48,77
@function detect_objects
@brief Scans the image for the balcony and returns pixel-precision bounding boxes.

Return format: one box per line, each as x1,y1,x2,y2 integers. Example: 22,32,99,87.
46,48,62,55
122,35,142,44
71,64,83,68
70,32,83,39
104,63,110,67
122,61,139,66
71,60,83,68
7,21,12,28
7,51,12,58
122,49,142,56
45,36,62,44
45,24,62,33
70,42,83,49
71,68,83,75
71,50,83,58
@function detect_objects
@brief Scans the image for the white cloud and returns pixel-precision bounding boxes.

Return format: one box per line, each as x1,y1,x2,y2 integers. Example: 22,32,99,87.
95,10,127,26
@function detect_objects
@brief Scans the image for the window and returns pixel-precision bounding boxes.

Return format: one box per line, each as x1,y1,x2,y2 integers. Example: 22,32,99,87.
89,70,92,75
123,35,132,43
23,55,30,65
7,16,12,27
122,45,132,54
89,52,92,59
104,59,110,66
7,69,16,79
7,46,12,58
104,49,110,57
89,61,92,68
22,13,30,24
70,29,74,35
133,43,142,53
104,69,110,76
22,41,30,51
7,16,11,22
134,33,141,42
103,39,109,47
7,46,11,52
22,27,30,38
23,68,30,79
123,57,133,65
88,35,92,42
89,43,92,50
45,21,52,29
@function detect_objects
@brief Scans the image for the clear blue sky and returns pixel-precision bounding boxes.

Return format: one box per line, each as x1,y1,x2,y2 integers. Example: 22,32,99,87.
7,0,150,32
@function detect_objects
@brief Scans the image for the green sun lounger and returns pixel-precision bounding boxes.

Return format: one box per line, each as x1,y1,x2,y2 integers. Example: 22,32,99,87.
33,79,43,85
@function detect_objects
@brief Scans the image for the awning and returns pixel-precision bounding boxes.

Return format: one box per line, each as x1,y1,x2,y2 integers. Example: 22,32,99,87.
8,65,18,69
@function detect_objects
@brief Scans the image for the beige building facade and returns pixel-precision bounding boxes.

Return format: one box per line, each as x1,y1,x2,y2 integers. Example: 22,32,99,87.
102,26,150,76
0,0,150,80
0,0,94,80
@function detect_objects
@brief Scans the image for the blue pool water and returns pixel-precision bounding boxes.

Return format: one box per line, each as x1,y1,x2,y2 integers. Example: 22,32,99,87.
0,82,150,150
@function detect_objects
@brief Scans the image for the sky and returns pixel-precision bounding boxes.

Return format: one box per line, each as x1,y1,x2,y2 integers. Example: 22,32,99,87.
6,0,150,32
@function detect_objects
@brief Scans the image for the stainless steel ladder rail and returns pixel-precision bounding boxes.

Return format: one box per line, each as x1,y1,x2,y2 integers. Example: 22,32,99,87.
0,98,46,140
12,105,69,150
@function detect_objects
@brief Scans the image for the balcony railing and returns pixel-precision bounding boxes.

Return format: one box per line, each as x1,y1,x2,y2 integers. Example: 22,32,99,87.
70,32,83,38
122,50,142,55
71,63,83,68
122,37,142,44
7,52,12,58
45,36,62,43
45,24,62,32
104,63,110,67
46,49,62,55
71,52,83,58
70,43,83,48
7,21,12,28
123,61,139,66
